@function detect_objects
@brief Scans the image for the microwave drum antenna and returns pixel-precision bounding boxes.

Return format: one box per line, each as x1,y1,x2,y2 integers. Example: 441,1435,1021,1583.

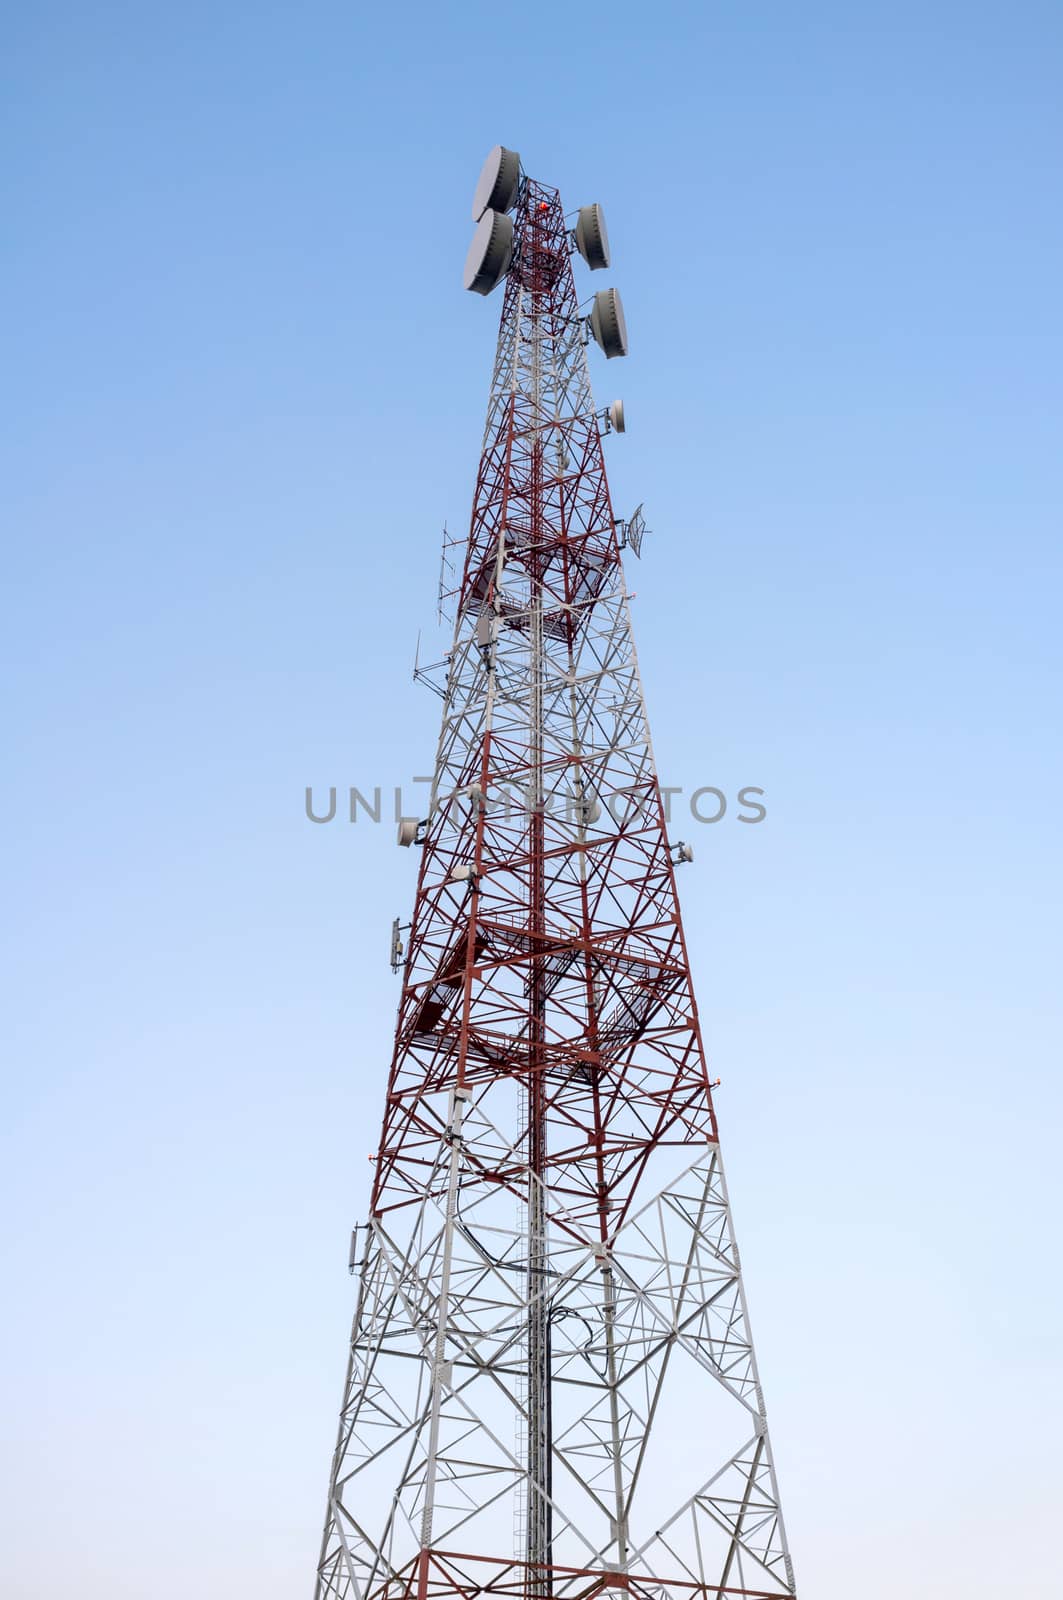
464,209,515,295
590,287,628,358
575,203,610,269
471,145,521,221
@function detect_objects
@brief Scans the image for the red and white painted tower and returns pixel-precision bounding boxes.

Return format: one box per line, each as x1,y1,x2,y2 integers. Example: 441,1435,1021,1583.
313,147,797,1600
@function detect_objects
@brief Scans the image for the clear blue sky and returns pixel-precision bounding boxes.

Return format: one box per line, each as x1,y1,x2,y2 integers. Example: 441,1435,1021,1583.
2,3,1060,1596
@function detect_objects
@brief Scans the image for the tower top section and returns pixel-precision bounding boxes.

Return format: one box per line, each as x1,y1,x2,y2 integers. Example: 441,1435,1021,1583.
462,144,629,360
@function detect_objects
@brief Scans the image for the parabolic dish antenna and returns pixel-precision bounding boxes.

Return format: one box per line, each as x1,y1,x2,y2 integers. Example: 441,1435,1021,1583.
575,203,610,269
608,399,625,433
627,502,647,557
463,209,514,296
590,288,628,359
471,145,521,221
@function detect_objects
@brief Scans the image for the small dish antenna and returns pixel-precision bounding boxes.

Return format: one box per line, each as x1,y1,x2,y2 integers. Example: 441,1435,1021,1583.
590,288,628,358
575,203,610,269
608,400,625,434
464,209,514,296
472,145,521,220
397,817,421,847
629,503,646,556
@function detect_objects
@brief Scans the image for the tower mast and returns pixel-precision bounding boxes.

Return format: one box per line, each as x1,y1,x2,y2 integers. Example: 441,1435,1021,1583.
525,189,553,1589
313,147,798,1600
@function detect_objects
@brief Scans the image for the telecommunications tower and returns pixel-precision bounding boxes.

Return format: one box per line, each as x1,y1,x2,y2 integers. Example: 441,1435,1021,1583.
313,147,797,1600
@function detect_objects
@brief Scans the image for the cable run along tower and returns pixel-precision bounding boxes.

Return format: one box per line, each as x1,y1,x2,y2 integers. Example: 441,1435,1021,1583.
313,148,798,1600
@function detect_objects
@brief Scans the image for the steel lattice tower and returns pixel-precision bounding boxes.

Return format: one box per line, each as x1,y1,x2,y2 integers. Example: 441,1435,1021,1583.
313,149,797,1600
